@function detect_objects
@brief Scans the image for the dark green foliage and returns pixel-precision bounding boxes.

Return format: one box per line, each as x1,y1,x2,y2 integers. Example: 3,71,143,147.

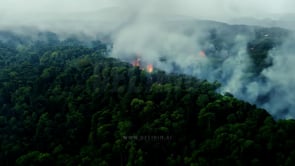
0,31,294,166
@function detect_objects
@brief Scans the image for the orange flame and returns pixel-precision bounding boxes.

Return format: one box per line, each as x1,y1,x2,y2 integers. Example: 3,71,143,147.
146,64,153,73
132,57,140,67
131,55,154,73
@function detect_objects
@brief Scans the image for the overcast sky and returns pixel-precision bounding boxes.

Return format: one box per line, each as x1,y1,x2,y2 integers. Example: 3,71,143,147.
0,0,295,32
0,0,294,20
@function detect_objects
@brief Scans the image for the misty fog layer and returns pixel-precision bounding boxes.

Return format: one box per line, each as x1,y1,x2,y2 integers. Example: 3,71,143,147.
1,0,295,31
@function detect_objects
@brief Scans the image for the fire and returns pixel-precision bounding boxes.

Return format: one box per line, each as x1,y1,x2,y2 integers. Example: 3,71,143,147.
132,57,141,67
131,55,154,73
199,50,206,57
146,64,153,73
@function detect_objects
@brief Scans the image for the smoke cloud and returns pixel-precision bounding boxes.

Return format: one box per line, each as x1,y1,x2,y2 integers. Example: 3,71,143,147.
248,35,295,119
1,0,295,119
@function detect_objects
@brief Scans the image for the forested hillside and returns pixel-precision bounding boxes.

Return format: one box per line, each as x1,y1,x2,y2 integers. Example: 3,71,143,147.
1,29,295,166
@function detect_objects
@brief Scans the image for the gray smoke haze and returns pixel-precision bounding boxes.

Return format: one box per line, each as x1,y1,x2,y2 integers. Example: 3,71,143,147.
1,0,295,32
215,33,295,119
247,35,295,119
1,0,295,119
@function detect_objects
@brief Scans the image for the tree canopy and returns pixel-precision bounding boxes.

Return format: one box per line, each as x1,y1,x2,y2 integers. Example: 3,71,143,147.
0,28,294,166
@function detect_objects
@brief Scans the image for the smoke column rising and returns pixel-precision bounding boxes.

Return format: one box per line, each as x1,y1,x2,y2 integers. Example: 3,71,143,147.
108,1,295,119
1,0,295,118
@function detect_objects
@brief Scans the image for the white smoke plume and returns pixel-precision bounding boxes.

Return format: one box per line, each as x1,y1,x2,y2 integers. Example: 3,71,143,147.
247,35,295,119
1,0,295,119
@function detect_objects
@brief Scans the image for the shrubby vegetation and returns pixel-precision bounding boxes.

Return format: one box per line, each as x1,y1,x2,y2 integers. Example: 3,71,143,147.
0,28,294,166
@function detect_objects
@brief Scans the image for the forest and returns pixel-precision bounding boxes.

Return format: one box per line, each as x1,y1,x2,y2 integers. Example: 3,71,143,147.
0,26,295,166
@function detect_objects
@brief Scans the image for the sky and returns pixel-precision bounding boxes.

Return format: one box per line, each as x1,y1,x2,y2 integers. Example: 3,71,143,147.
0,0,294,29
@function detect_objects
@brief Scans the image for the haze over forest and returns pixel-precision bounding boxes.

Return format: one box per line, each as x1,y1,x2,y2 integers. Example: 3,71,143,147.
4,0,294,118
2,0,295,165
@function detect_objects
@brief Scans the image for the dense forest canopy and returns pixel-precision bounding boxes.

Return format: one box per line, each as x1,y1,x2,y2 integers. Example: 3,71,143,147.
1,23,295,165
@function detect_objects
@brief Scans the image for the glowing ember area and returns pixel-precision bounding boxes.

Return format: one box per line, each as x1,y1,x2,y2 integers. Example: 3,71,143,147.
199,50,206,57
146,64,153,73
132,57,140,67
130,57,154,73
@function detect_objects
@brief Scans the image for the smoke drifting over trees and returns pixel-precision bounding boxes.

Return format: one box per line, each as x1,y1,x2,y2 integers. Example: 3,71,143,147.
1,0,295,118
